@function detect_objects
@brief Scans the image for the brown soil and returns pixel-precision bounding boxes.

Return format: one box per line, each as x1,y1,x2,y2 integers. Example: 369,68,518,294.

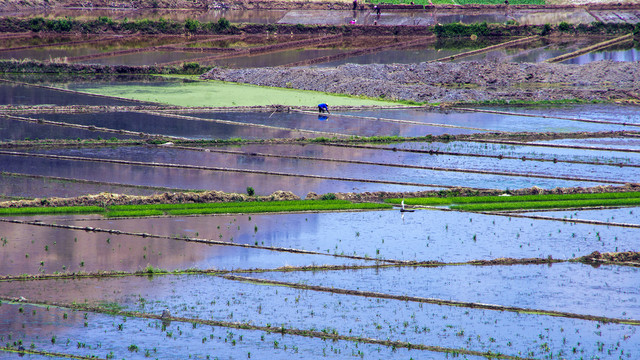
312,183,640,202
3,184,638,209
202,61,640,104
3,0,640,11
578,251,640,266
0,190,300,208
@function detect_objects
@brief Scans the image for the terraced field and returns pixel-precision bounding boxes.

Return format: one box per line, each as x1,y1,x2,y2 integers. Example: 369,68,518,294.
1,3,640,359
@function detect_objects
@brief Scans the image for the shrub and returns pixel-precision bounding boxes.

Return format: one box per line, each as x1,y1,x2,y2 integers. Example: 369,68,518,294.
246,187,255,196
217,17,230,30
185,18,199,33
558,21,572,32
321,193,336,200
29,17,46,32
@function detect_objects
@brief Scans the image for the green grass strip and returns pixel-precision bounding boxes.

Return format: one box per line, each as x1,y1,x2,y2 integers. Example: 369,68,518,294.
108,200,351,211
0,206,105,216
166,202,391,215
387,192,640,206
105,210,165,218
452,198,640,211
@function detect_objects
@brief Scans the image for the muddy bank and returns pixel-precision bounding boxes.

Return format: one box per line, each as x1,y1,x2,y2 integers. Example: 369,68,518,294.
0,190,300,208
577,251,640,266
316,183,640,201
2,184,639,208
203,61,640,104
3,0,640,11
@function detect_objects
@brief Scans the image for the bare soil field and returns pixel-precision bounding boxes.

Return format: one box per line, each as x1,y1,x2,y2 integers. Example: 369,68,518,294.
203,60,640,104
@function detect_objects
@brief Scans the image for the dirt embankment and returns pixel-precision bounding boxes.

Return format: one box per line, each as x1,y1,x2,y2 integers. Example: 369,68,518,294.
0,190,300,208
578,251,640,266
3,0,640,11
202,61,640,104
2,184,639,208
311,183,640,201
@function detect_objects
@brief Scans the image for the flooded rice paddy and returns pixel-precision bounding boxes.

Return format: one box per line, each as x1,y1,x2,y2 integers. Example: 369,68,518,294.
1,31,639,67
1,23,640,358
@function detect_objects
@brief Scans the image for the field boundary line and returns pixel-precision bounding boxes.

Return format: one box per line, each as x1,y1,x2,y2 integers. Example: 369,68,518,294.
318,141,640,168
0,113,185,140
454,106,640,128
0,78,157,105
469,138,640,154
0,346,106,360
141,110,349,137
159,34,343,66
0,171,199,193
0,218,408,264
224,275,640,326
172,145,627,184
0,34,134,53
279,36,436,67
545,33,634,63
0,296,534,360
426,206,640,229
476,210,640,228
428,35,540,63
292,109,493,131
64,34,241,62
0,150,460,189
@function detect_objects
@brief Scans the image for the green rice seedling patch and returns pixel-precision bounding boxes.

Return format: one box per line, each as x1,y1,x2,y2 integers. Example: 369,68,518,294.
387,192,640,207
372,0,543,5
0,206,105,216
166,202,391,215
109,200,391,217
104,210,165,218
108,200,352,212
452,197,640,211
73,80,393,107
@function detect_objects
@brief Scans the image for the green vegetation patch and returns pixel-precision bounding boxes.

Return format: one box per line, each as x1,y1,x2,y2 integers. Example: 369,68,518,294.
452,198,640,211
72,80,393,107
108,200,391,217
0,206,105,216
104,210,165,218
387,192,640,211
387,192,640,206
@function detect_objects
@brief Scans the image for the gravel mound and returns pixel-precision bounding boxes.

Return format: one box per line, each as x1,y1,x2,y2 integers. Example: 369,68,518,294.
203,61,640,103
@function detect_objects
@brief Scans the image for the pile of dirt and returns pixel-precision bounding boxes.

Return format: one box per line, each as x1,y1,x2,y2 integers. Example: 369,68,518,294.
578,251,640,266
316,183,640,202
202,61,640,104
0,190,300,208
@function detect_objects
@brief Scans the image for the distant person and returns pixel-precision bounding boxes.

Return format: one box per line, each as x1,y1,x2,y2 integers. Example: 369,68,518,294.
504,0,509,4
353,0,358,10
318,103,330,113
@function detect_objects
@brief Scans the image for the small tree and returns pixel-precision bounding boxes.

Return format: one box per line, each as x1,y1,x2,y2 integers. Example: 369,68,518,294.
246,187,255,196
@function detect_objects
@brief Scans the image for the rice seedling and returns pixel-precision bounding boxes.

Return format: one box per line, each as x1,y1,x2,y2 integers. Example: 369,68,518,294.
387,192,640,207
0,206,105,216
452,197,640,211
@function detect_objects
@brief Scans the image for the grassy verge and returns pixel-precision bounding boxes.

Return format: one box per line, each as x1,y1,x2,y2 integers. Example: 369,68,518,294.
387,192,640,211
0,200,391,218
387,192,640,206
109,200,391,217
0,206,105,216
452,198,640,211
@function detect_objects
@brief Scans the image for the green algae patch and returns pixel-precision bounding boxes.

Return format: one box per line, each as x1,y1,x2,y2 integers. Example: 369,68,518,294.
73,80,394,107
